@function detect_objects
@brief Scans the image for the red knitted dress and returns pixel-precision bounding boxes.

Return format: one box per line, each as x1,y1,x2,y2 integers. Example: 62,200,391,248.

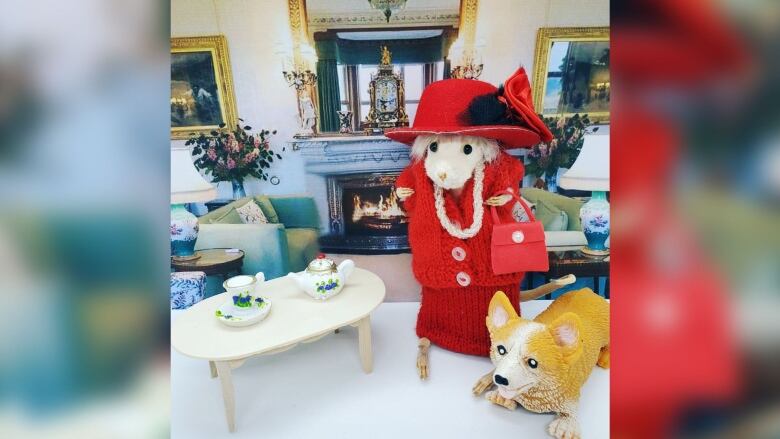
396,151,525,356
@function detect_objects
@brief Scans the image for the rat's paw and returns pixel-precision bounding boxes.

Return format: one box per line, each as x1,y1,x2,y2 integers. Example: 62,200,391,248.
485,194,513,206
472,372,494,396
416,338,430,380
548,415,580,439
396,187,414,199
485,390,517,410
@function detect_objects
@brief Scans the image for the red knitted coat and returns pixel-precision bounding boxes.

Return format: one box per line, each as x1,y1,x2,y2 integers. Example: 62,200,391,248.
396,151,525,356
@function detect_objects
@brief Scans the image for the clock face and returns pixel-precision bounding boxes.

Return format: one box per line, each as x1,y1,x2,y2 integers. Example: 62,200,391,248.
375,80,398,113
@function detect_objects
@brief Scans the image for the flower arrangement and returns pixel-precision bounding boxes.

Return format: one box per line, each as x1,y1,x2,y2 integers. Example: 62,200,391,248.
186,120,281,186
525,114,591,181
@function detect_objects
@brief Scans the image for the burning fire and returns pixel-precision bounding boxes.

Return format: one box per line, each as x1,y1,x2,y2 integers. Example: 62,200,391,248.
351,187,406,223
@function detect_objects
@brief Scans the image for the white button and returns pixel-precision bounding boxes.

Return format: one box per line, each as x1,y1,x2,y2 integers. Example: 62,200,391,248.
456,271,471,287
451,246,466,261
512,231,525,243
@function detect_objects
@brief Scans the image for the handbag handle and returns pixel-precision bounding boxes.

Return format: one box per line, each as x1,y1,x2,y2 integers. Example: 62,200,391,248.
489,189,536,224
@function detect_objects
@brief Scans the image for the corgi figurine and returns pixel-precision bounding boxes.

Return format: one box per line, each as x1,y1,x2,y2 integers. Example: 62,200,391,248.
473,289,610,439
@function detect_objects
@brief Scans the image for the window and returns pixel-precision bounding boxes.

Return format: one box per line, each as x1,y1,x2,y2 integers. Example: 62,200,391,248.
338,61,444,127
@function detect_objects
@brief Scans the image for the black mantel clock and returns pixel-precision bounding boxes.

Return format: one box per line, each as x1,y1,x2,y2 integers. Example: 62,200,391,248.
362,46,409,132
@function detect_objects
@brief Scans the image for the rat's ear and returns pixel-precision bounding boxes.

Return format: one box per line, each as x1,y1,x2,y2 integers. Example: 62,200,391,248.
486,291,518,332
548,312,582,356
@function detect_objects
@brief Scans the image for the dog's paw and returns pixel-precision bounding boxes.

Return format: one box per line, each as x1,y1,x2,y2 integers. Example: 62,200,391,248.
485,390,517,410
548,415,580,439
472,373,494,396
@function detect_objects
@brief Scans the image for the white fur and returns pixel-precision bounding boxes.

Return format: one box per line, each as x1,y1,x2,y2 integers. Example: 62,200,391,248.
410,134,499,190
493,322,546,395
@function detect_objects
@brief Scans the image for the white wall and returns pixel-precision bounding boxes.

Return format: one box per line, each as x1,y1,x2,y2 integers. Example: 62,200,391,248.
171,0,306,197
171,0,608,300
476,0,609,87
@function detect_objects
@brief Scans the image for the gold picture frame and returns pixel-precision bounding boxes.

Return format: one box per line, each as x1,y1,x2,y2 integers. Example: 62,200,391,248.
171,35,238,139
532,27,610,123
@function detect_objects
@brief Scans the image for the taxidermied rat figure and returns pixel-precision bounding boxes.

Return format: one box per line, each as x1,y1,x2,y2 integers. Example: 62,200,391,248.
385,69,555,380
395,135,574,379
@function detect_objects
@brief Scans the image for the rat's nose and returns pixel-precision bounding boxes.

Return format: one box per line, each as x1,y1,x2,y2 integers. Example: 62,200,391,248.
494,374,509,386
437,172,447,181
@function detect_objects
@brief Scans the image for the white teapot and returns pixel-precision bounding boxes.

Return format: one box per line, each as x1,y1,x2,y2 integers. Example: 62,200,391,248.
288,254,354,300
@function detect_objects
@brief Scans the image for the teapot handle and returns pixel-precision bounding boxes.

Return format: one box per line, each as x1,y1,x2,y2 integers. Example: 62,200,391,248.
337,260,355,282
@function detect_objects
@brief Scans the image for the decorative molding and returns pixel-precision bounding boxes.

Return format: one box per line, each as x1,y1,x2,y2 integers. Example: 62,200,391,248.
307,8,459,31
459,0,478,48
292,136,410,171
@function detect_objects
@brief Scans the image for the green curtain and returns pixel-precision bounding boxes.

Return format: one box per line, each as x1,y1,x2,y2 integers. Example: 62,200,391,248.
335,36,444,65
315,40,341,133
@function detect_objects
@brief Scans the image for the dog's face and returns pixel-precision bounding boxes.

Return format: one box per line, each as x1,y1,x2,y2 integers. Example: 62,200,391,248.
486,291,582,399
411,135,498,190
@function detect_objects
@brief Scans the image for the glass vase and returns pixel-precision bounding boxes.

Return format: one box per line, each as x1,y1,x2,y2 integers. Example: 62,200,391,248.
545,172,558,193
231,178,246,199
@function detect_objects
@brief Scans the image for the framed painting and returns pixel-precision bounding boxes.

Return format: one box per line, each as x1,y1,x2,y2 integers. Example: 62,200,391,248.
171,35,238,139
532,27,610,123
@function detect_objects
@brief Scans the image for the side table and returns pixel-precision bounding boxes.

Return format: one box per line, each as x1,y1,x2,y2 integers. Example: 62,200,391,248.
171,248,245,281
544,250,610,298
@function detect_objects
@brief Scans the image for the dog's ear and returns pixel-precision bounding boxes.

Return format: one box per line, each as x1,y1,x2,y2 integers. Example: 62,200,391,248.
549,312,582,356
486,291,518,332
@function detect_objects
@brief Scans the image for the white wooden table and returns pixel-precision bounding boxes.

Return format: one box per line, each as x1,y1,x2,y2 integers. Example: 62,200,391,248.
171,299,609,438
171,268,386,432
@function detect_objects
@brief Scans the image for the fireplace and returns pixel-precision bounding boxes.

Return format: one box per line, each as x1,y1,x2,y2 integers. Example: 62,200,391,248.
320,172,409,254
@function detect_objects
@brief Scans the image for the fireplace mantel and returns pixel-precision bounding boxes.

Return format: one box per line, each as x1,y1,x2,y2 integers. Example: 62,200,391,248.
292,135,410,176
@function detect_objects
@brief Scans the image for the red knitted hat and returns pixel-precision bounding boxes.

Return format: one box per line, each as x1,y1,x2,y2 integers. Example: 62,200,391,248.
385,67,553,148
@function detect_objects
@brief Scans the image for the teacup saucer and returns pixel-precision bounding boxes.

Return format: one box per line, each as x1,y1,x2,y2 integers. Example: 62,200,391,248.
215,294,271,327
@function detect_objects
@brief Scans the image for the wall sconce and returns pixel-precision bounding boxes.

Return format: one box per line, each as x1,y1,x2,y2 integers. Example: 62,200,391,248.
448,38,484,80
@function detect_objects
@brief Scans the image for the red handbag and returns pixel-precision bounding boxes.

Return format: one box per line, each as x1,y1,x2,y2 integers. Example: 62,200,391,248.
490,190,549,274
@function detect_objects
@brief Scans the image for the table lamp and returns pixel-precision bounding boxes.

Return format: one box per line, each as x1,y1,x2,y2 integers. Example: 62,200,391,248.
171,146,217,261
559,133,610,256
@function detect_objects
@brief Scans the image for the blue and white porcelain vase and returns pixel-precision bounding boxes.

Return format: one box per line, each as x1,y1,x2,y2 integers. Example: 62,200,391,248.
580,191,610,256
231,178,246,199
170,204,200,260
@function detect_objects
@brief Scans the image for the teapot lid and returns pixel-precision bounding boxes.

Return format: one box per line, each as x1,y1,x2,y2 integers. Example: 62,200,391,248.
306,253,337,274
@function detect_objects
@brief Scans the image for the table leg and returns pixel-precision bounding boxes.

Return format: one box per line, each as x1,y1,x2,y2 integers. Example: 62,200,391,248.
215,361,236,432
357,316,373,374
209,361,217,378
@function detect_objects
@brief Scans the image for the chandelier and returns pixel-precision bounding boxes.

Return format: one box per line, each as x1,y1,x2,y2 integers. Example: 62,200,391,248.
368,0,407,23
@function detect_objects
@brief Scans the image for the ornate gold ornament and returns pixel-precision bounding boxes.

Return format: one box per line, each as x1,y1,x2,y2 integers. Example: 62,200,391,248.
362,46,409,131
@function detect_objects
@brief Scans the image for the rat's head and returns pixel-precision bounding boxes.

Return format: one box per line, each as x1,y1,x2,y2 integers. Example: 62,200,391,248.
411,134,499,190
486,291,583,399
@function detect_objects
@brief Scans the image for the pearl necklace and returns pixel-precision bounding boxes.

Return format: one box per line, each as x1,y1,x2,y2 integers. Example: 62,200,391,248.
433,164,485,239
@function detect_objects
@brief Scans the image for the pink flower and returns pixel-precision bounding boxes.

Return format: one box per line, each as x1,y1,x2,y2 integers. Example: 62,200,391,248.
263,142,270,150
207,148,217,160
227,157,236,169
253,137,260,147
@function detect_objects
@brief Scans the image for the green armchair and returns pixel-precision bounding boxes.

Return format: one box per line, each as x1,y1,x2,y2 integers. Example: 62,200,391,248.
197,195,321,293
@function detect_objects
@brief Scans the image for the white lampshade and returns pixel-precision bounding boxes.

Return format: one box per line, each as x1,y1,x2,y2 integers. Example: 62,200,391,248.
559,133,610,191
171,146,217,204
